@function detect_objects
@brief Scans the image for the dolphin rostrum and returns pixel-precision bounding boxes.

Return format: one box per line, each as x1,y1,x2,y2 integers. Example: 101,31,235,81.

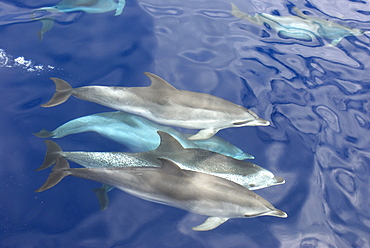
40,72,270,140
36,157,287,231
33,111,254,160
33,0,126,40
231,3,368,46
38,132,284,210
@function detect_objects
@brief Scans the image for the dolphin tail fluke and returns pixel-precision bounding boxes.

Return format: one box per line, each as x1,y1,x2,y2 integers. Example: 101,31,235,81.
187,128,218,140
35,158,71,192
92,184,114,211
41,78,73,108
192,217,229,231
33,128,54,138
36,140,63,171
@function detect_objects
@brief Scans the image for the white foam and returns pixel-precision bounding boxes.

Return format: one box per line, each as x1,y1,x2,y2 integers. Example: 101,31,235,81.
0,48,55,72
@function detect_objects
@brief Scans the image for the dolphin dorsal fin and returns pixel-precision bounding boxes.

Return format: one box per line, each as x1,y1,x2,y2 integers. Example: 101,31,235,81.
144,72,178,91
155,131,185,152
292,7,306,18
157,158,188,177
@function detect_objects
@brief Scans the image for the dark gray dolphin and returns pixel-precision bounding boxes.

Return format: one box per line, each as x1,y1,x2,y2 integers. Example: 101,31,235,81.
33,0,126,40
231,3,368,46
36,157,287,231
38,132,284,210
40,72,270,140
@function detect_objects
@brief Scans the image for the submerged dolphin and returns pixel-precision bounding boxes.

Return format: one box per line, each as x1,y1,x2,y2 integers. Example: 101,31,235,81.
231,3,368,46
39,132,284,210
33,0,126,40
33,111,254,160
36,157,287,231
41,72,270,140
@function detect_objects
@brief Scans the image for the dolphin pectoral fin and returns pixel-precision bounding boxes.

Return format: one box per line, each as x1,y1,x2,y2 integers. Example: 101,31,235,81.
192,217,229,231
115,0,126,16
41,78,73,107
37,140,63,171
93,184,115,211
143,72,178,91
38,18,55,40
33,128,54,138
187,128,219,140
35,158,71,192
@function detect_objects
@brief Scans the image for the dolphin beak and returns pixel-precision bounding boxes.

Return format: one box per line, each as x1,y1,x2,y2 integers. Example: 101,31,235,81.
247,118,270,126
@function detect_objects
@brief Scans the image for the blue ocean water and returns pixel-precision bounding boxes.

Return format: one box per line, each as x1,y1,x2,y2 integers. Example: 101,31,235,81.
1,0,370,247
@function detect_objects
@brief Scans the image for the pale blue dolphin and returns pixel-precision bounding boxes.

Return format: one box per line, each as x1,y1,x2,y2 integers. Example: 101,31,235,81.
33,111,254,160
37,132,284,210
33,0,126,40
231,3,368,46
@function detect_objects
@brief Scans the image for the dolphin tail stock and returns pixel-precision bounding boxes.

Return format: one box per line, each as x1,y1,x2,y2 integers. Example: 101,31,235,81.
92,184,115,211
35,157,72,192
33,128,54,138
36,140,63,171
192,217,229,231
41,78,73,108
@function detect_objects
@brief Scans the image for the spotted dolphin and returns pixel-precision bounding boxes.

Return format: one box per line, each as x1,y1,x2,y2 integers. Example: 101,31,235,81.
231,3,368,46
33,0,126,40
38,132,284,210
33,111,254,160
36,157,287,231
41,72,270,140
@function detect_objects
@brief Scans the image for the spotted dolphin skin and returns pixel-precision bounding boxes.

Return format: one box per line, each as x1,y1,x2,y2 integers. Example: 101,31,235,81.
41,72,270,140
36,157,287,231
33,111,254,160
231,3,368,46
33,0,126,40
38,132,284,210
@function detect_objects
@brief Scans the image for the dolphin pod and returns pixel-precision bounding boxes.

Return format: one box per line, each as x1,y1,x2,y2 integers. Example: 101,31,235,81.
33,111,254,160
33,0,126,40
36,156,287,231
38,131,284,211
41,72,270,140
231,3,368,46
